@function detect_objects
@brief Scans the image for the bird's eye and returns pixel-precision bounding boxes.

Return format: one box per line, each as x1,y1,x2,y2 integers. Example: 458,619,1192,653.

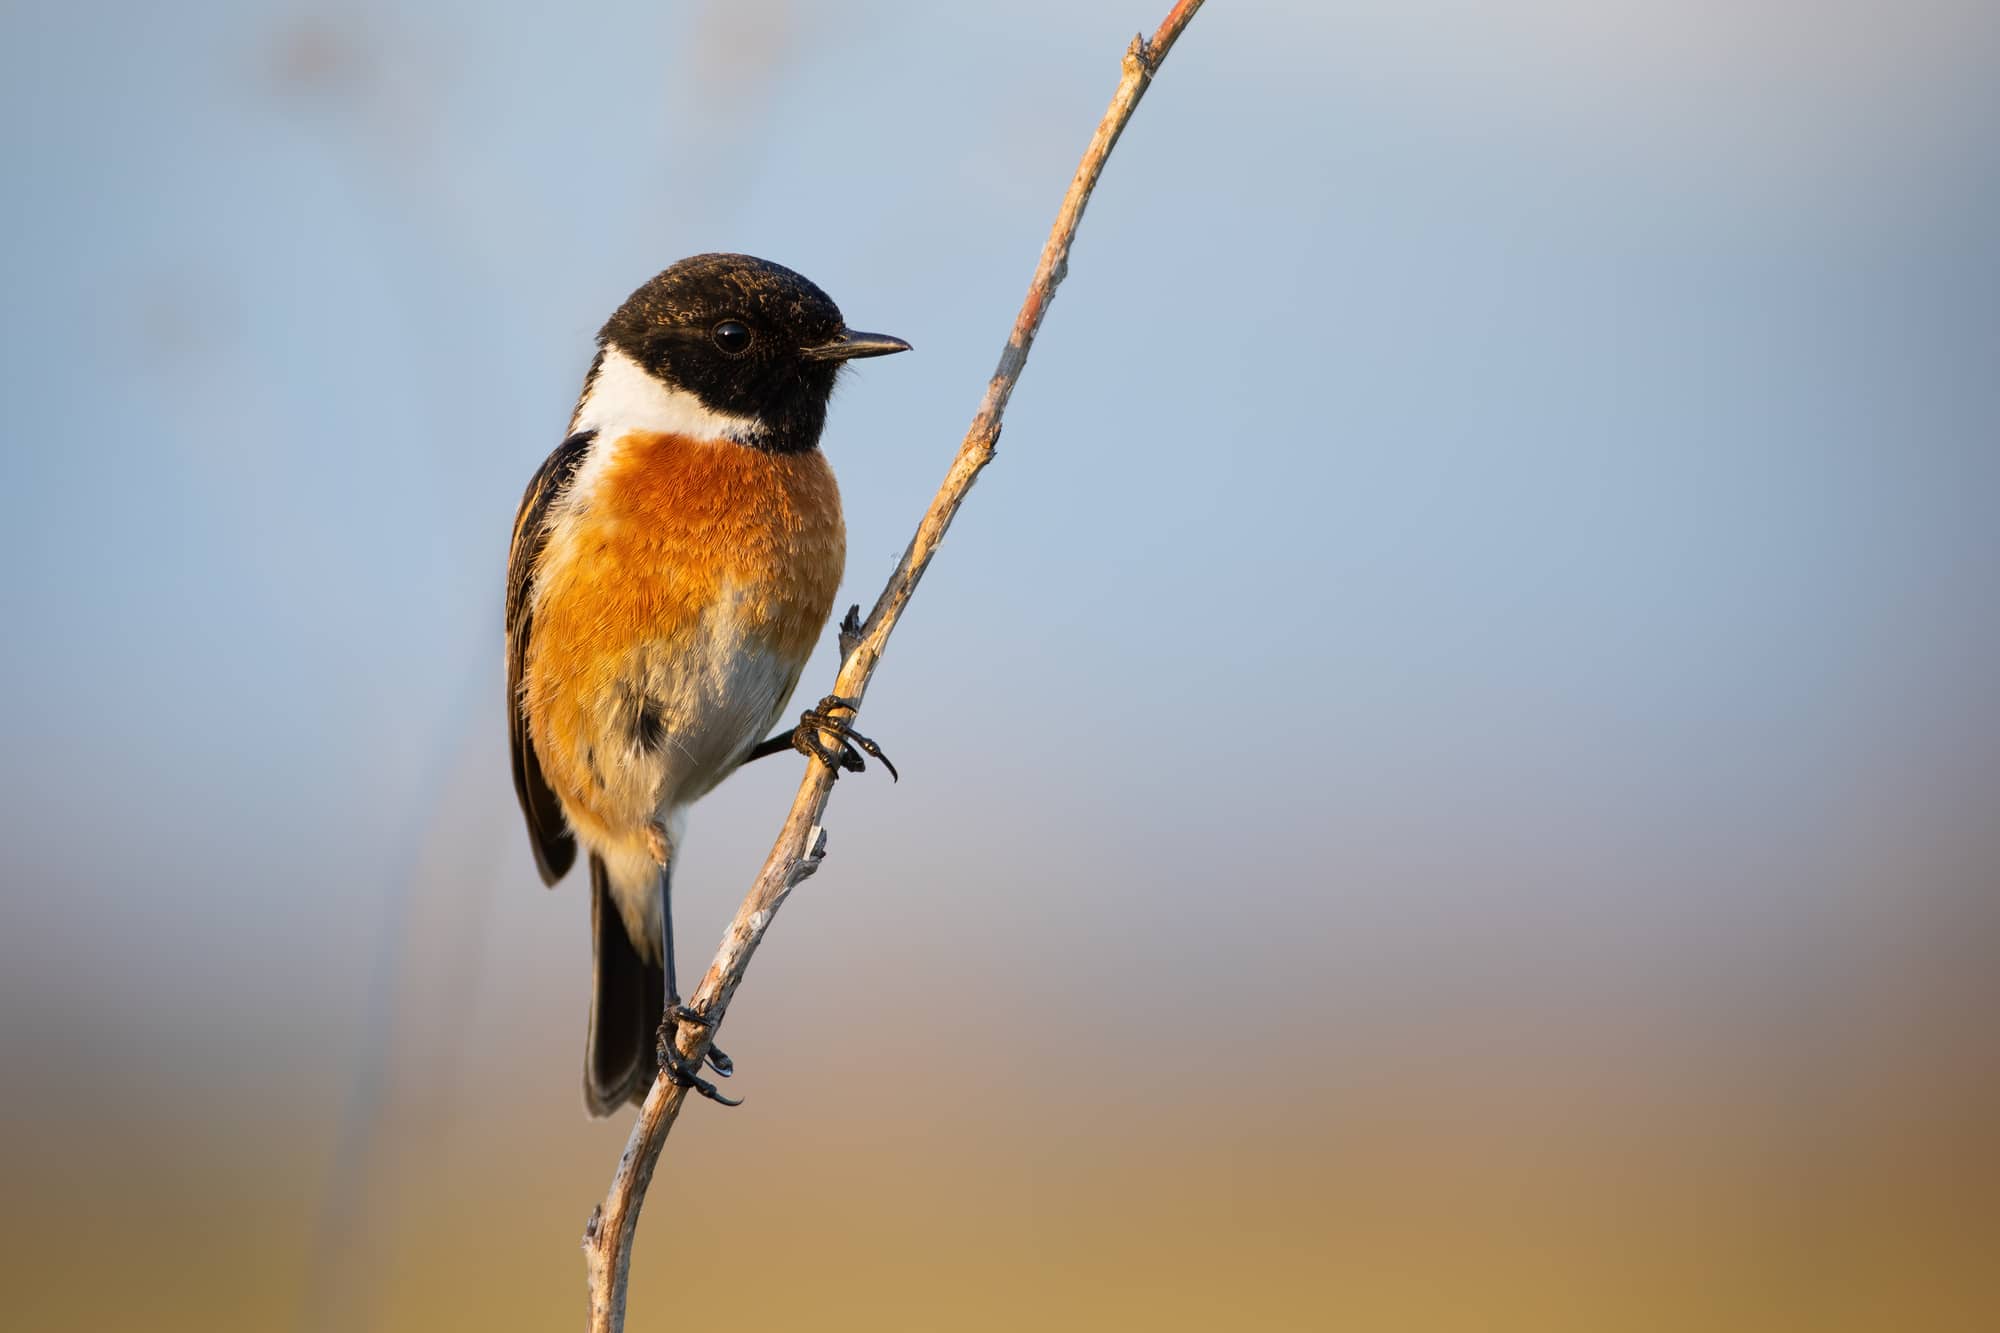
711,320,753,356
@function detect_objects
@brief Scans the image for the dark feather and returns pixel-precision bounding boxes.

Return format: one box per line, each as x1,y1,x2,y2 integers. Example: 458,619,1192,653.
506,428,595,885
585,853,663,1115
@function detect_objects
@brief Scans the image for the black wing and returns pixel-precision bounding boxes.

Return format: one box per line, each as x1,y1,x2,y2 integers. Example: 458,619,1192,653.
507,429,595,885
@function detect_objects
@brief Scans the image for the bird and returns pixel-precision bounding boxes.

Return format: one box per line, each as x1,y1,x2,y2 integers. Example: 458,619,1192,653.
506,253,909,1114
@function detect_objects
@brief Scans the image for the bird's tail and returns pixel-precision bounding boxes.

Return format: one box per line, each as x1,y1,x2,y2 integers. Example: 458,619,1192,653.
584,852,663,1116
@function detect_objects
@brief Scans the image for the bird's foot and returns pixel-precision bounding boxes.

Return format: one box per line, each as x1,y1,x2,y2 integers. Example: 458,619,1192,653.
668,1002,732,1078
791,695,898,781
656,1007,740,1106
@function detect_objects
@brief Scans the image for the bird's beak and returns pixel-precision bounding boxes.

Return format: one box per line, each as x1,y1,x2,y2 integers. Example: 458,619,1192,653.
801,328,912,361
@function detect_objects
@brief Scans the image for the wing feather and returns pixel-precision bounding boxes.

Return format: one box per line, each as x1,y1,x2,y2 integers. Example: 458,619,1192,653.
507,429,595,884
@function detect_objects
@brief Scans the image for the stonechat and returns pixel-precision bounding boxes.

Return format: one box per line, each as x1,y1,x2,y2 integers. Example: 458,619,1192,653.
506,253,908,1112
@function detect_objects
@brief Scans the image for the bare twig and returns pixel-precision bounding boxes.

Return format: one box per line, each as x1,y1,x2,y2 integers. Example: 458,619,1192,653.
582,4,1208,1327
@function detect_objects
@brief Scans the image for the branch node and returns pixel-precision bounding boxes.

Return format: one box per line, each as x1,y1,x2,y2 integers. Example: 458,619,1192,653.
838,604,864,659
787,825,830,889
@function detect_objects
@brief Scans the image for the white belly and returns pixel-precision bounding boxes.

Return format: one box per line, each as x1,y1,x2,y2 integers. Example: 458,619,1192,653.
586,583,804,833
576,584,807,957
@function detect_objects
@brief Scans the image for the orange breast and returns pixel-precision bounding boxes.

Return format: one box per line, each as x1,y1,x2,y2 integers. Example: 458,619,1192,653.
573,430,844,661
525,431,845,837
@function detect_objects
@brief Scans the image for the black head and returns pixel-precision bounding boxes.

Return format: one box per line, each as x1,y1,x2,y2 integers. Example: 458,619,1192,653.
598,253,909,452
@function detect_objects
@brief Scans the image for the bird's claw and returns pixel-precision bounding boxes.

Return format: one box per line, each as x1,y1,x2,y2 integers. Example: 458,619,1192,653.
657,1006,738,1102
668,1002,732,1077
656,1018,742,1107
791,695,898,781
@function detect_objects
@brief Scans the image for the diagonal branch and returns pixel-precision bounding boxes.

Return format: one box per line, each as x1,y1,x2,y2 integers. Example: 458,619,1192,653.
582,4,1207,1327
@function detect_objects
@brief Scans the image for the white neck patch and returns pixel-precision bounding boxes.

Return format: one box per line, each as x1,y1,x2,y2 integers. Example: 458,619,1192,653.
570,345,765,445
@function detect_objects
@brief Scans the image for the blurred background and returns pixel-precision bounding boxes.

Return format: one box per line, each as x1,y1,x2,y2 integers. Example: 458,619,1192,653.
3,1,1997,1328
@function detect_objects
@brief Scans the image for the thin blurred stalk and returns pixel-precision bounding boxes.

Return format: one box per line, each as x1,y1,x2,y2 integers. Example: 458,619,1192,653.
298,649,496,1333
581,3,1210,1329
